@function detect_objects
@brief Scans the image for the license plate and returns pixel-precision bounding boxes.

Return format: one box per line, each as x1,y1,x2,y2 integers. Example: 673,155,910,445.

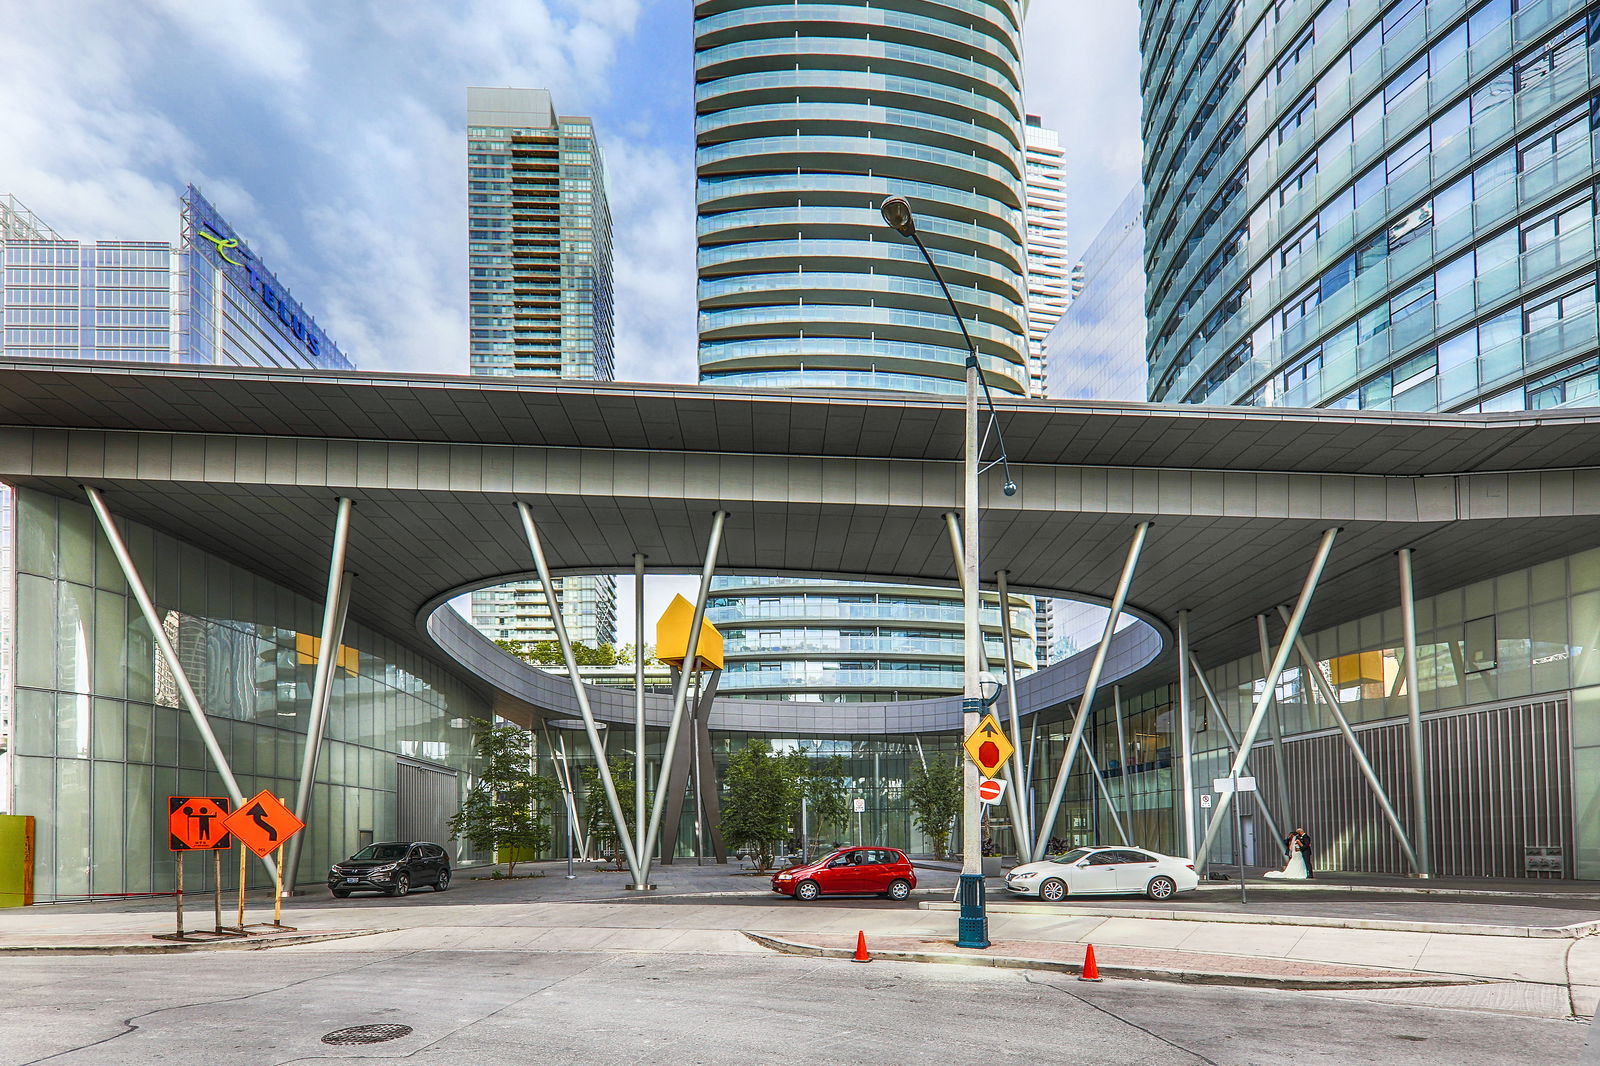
344,877,359,883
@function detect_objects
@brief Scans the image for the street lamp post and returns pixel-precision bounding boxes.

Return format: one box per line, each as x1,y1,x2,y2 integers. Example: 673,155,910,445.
880,195,1016,950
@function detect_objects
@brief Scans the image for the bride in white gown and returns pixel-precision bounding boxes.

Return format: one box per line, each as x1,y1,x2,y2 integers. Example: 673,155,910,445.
1263,835,1309,880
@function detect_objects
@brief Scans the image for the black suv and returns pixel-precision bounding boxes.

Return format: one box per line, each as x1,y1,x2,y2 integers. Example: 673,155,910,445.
328,841,451,897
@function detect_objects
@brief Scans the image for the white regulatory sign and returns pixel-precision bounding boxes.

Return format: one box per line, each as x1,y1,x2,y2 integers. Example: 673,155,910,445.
1199,793,1213,809
852,797,866,813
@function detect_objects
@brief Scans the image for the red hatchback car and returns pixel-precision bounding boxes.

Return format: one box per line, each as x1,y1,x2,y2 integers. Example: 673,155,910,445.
771,847,917,901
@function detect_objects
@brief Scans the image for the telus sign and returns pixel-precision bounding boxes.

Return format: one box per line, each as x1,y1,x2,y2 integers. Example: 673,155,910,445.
184,187,351,369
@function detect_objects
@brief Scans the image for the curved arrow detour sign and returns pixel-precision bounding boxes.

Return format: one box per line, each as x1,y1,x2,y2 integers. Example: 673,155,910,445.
221,790,305,857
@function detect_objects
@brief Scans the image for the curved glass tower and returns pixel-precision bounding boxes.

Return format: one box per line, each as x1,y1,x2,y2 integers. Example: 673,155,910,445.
694,0,1035,702
1142,0,1600,414
695,0,1031,396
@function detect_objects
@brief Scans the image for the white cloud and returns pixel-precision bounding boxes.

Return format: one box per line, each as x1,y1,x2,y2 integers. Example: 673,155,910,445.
1023,2,1144,255
0,0,656,377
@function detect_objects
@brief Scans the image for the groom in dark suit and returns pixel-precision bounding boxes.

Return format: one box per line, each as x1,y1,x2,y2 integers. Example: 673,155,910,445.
1289,827,1313,878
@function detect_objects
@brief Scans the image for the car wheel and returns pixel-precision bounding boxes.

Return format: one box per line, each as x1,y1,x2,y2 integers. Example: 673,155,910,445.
1040,878,1067,902
390,873,410,898
1146,876,1177,900
886,879,912,901
332,889,350,899
795,879,821,901
435,869,450,892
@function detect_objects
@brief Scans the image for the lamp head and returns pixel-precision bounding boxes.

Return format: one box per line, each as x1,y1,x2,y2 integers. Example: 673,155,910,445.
879,196,916,237
1002,479,1018,497
977,671,1004,705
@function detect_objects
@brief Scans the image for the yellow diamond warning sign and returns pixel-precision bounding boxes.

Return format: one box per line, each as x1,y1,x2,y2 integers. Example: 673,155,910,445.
962,713,1015,778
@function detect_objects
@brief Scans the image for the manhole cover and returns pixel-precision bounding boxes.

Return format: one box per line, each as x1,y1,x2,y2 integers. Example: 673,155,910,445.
321,1024,414,1045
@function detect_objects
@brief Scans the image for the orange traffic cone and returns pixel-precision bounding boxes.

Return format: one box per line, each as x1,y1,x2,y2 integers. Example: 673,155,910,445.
853,929,871,963
1078,943,1103,982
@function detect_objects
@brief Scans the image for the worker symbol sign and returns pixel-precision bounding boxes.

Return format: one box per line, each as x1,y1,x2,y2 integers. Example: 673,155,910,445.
221,790,305,857
962,712,1015,778
168,796,233,851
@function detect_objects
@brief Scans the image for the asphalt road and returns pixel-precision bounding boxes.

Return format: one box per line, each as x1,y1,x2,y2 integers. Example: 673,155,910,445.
0,947,1587,1066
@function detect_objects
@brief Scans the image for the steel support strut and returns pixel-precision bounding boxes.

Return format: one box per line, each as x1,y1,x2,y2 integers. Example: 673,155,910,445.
1397,548,1432,877
1275,606,1424,875
995,570,1030,852
633,552,647,880
1256,614,1296,830
517,503,645,888
1196,528,1338,866
639,511,728,885
1176,610,1197,857
84,487,276,882
1188,654,1286,848
1032,522,1150,860
285,497,356,897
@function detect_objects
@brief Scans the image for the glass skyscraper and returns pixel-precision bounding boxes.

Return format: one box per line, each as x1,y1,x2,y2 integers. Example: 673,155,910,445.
1048,186,1148,404
465,87,617,649
1141,0,1600,414
1024,115,1071,398
694,0,1036,702
1121,0,1600,875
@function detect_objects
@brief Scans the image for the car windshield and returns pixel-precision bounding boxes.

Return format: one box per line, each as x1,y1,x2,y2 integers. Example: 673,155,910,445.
1050,848,1094,864
349,844,409,861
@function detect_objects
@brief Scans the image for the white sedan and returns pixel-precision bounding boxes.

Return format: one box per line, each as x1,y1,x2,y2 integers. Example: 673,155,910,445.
1004,846,1198,902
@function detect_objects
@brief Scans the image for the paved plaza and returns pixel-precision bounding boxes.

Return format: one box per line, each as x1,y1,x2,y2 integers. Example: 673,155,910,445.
2,861,1598,1064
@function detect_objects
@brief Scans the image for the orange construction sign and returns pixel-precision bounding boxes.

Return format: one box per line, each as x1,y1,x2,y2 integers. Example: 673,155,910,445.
168,796,233,851
221,791,305,857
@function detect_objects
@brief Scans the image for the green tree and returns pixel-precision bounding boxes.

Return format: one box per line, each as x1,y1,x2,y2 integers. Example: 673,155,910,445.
721,740,801,871
800,753,851,848
495,639,622,667
447,719,560,876
579,757,640,869
905,756,963,859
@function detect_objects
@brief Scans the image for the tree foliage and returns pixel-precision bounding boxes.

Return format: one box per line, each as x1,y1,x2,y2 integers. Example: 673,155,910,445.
799,753,851,846
720,740,802,872
495,639,661,668
905,756,963,860
579,757,640,869
447,719,560,876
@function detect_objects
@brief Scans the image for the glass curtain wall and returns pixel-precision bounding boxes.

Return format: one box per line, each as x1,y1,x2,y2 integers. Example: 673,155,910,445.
1142,0,1600,415
3,489,489,902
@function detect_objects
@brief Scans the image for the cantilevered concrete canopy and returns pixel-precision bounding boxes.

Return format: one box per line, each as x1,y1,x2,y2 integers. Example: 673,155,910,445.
5,357,1600,727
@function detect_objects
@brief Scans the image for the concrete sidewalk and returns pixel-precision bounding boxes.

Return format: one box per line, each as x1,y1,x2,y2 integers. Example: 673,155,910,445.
4,859,1596,1018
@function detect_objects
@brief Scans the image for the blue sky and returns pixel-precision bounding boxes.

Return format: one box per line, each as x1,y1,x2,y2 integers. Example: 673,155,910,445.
1,0,1142,387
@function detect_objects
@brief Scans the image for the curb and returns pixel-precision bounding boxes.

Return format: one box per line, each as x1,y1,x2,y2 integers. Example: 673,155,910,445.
741,932,1479,990
0,927,394,956
919,901,1600,940
1192,882,1600,902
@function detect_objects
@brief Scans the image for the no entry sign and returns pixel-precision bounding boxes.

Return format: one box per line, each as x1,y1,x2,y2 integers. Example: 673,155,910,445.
977,778,1007,805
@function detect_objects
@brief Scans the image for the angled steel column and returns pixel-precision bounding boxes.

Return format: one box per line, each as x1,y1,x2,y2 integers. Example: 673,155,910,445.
86,486,245,806
285,497,355,897
1176,610,1197,857
1189,653,1285,848
84,487,274,882
633,553,647,867
1396,548,1432,877
517,502,645,887
640,511,728,885
1197,527,1338,866
994,570,1030,852
1256,613,1296,830
1032,521,1150,860
1112,684,1130,829
1079,707,1131,845
1275,606,1423,875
